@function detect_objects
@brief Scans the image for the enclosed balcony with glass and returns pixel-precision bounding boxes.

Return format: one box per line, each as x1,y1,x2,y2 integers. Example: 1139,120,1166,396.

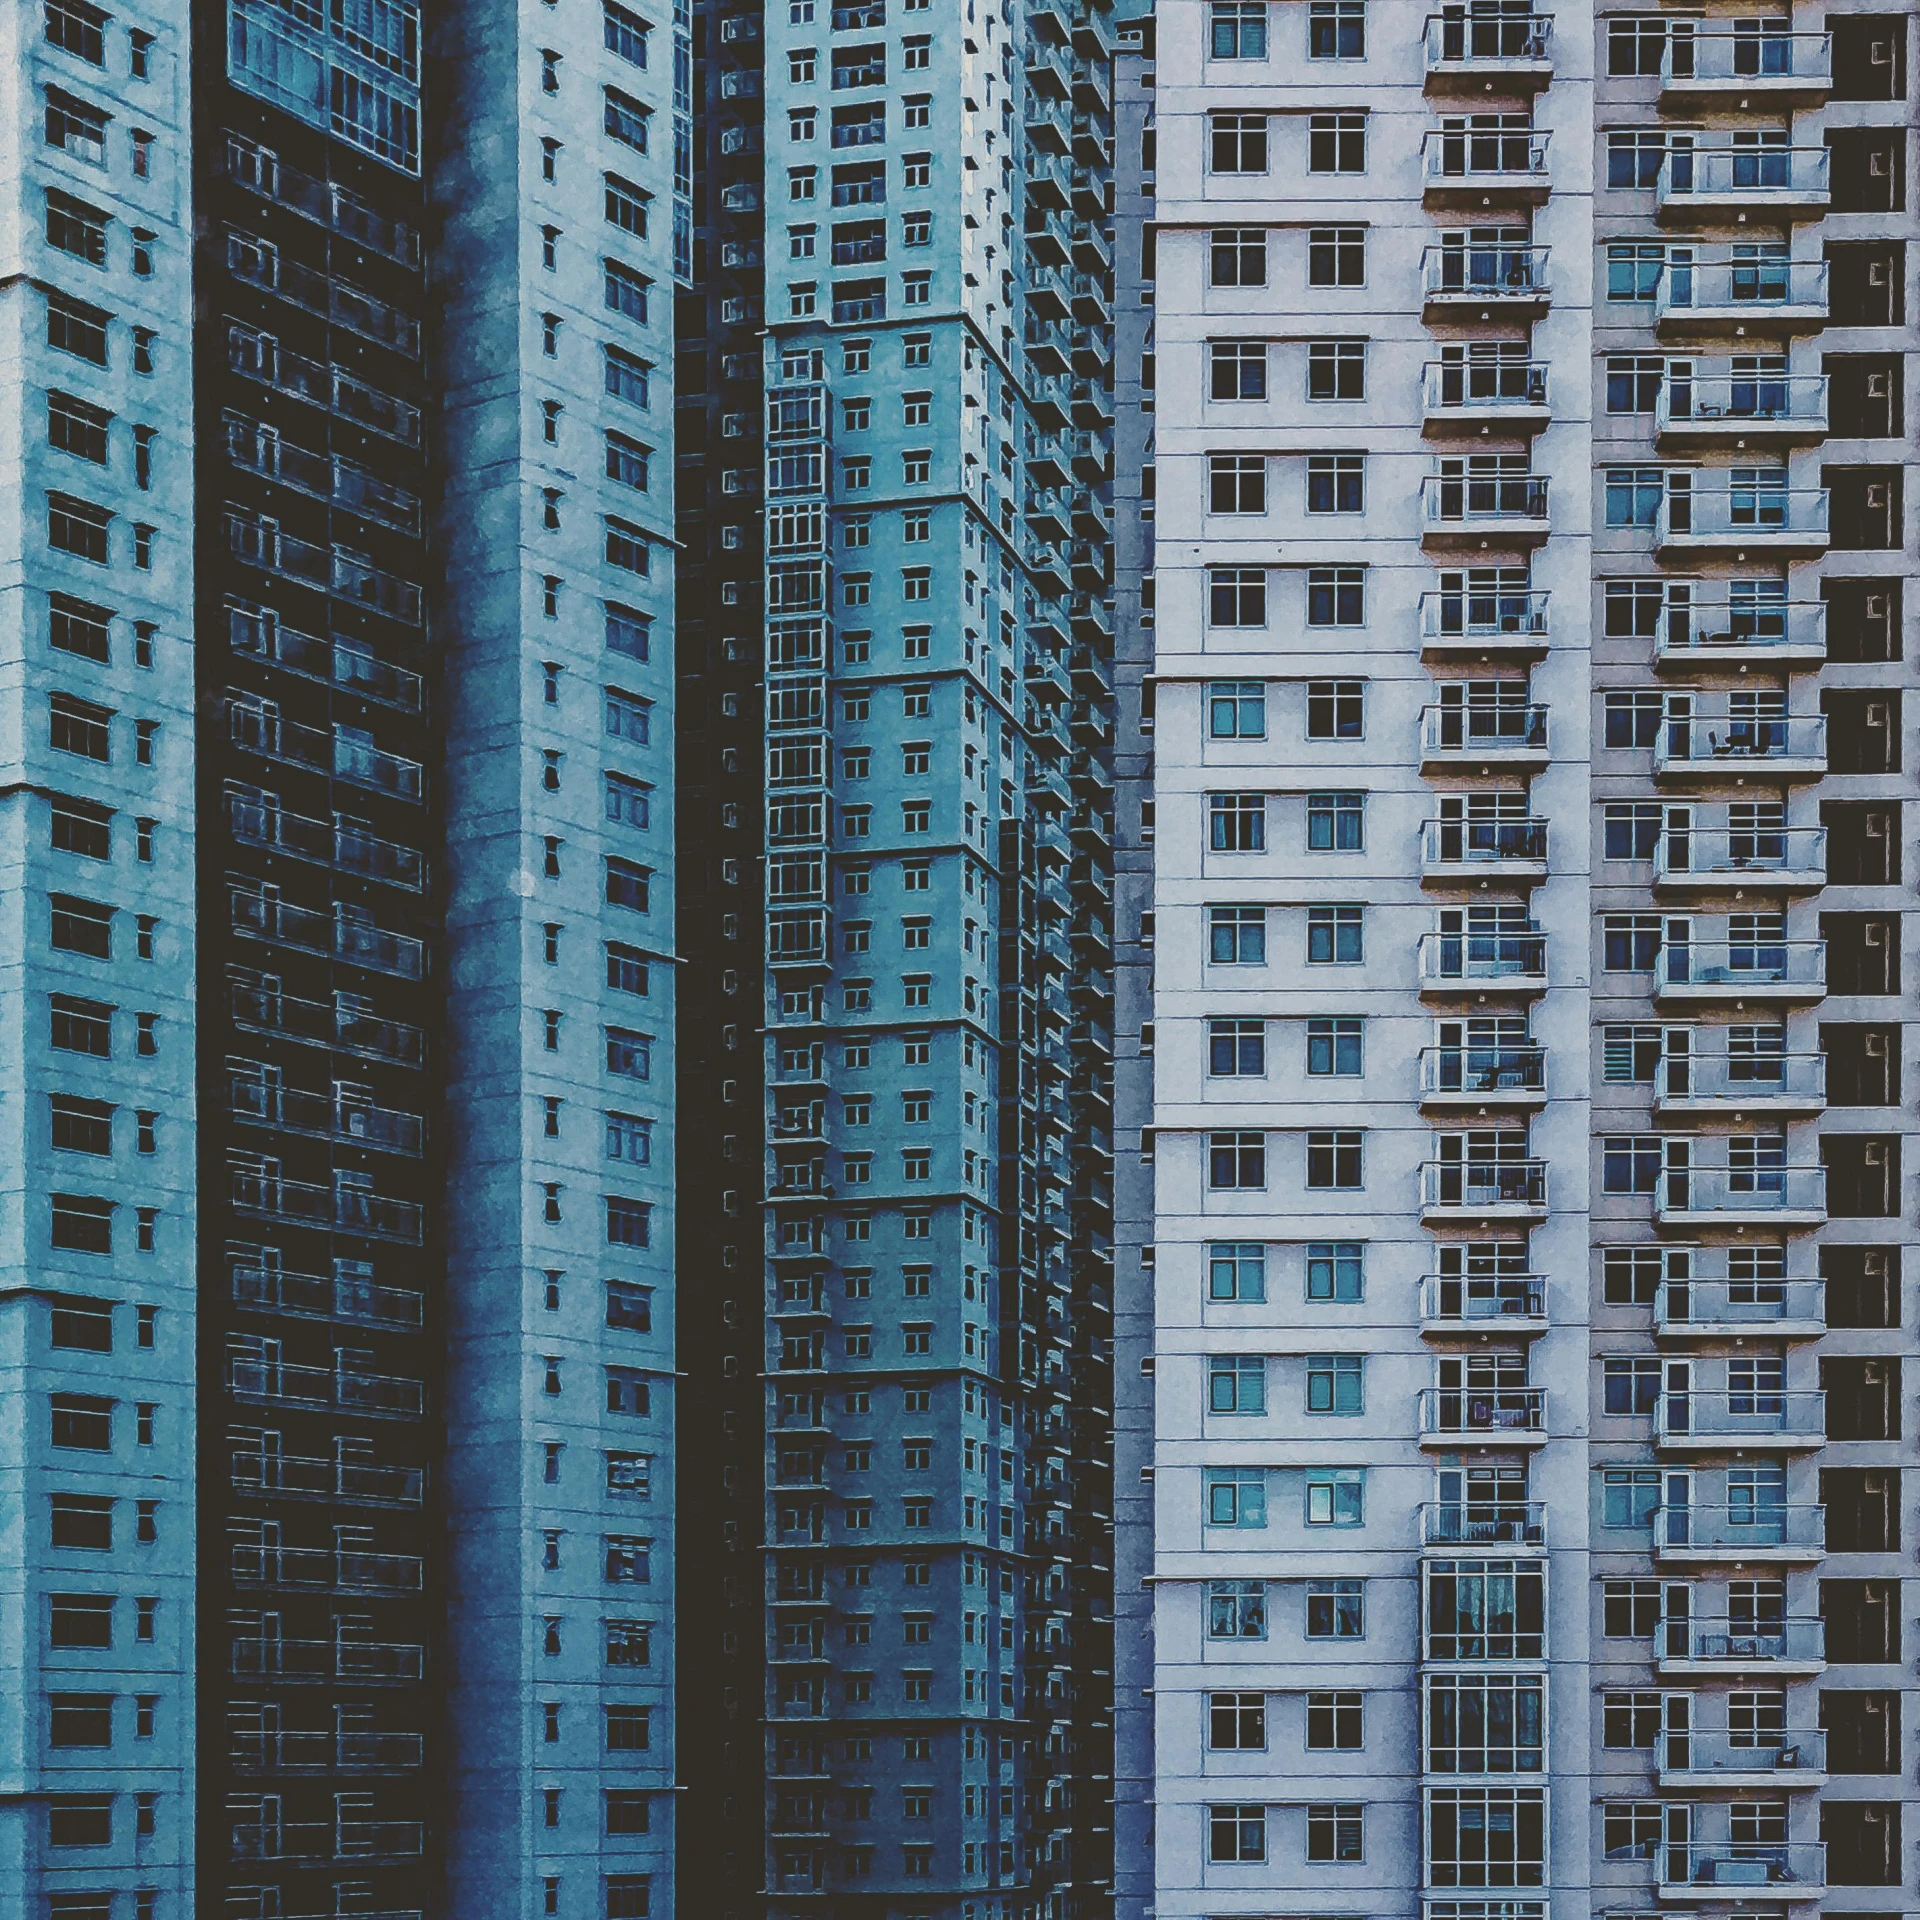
1424,7,1554,89
1656,138,1831,222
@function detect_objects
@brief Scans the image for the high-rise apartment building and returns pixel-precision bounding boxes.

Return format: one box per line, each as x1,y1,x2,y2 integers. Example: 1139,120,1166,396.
1150,0,1916,1916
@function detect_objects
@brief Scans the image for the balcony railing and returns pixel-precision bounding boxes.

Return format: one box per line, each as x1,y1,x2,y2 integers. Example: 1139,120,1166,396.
1661,1728,1825,1781
1422,128,1552,192
1422,360,1550,422
1655,1278,1825,1336
1421,474,1550,534
1418,1386,1546,1438
1420,1046,1547,1097
1654,1389,1825,1446
1653,598,1825,664
231,1443,426,1504
230,1169,425,1244
230,1727,425,1771
1657,144,1830,214
1657,486,1830,550
1654,714,1826,776
1655,258,1828,329
1658,371,1826,433
230,1541,424,1592
1420,1273,1548,1329
1660,29,1831,91
1653,825,1825,887
1418,930,1548,990
1652,1502,1824,1557
1424,10,1553,70
1421,243,1550,302
1419,586,1550,646
1655,937,1824,1000
229,1077,425,1156
1421,1500,1546,1548
1658,1616,1825,1667
228,1354,427,1419
1656,1843,1825,1896
1421,817,1549,873
230,1634,424,1682
1655,1049,1825,1109
227,789,427,891
231,1259,425,1329
229,980,426,1067
231,1819,425,1863
1420,1159,1549,1210
1657,1163,1826,1222
1421,703,1549,756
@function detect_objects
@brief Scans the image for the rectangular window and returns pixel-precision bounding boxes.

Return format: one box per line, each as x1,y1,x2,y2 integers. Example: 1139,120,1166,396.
1306,1131,1364,1189
47,0,109,63
606,1029,652,1079
1307,792,1365,852
1605,467,1665,528
1602,1135,1663,1195
605,431,651,491
49,491,111,563
51,1393,112,1449
1305,1469,1365,1525
1209,1691,1268,1750
1206,1470,1267,1529
1210,793,1266,852
1211,0,1269,58
1308,112,1366,174
1209,1131,1266,1190
1306,1353,1364,1414
1307,1017,1363,1076
1306,1241,1364,1301
1308,340,1366,400
1209,1804,1267,1863
604,346,651,408
605,518,651,575
1606,355,1666,414
1210,905,1266,965
49,391,110,464
604,87,651,151
603,0,650,64
1308,226,1365,288
1208,1579,1267,1638
605,689,651,744
47,189,109,265
1210,111,1269,174
1307,1805,1365,1867
1307,566,1365,626
51,1094,112,1155
47,291,109,366
1607,241,1666,302
1209,1242,1267,1302
606,1197,652,1248
1309,0,1366,58
1210,340,1268,401
605,259,650,323
605,944,649,996
1209,680,1266,738
1308,904,1364,963
1209,453,1267,515
52,895,112,958
1210,228,1268,288
50,593,111,661
1208,567,1267,627
1307,1578,1365,1637
605,857,651,912
1209,1017,1266,1077
1307,453,1365,513
1307,679,1364,739
1209,1355,1267,1415
51,797,111,860
1307,1691,1364,1749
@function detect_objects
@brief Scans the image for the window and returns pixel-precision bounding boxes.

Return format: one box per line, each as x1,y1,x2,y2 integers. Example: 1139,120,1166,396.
1603,1691,1662,1748
1604,690,1665,748
47,0,108,63
1209,1132,1266,1191
1308,1579,1365,1637
46,87,109,164
604,259,650,323
1307,1017,1363,1076
605,432,650,491
1211,340,1267,401
47,189,109,265
1602,1025,1662,1083
1307,792,1364,852
47,291,109,367
1211,112,1269,174
1307,679,1364,739
1210,1692,1267,1750
1210,453,1267,515
1308,340,1366,400
605,857,651,912
1210,793,1266,852
1607,241,1666,301
1601,1466,1662,1528
1608,16,1667,74
1211,0,1268,58
606,945,649,996
1603,1358,1662,1415
50,1494,112,1550
1603,802,1663,859
1308,1804,1364,1862
1209,1017,1266,1077
1207,1470,1267,1529
52,996,111,1056
1603,914,1661,970
51,1095,112,1155
1210,228,1267,288
1306,1241,1364,1301
1308,113,1366,173
1603,1800,1664,1863
1307,453,1364,514
1307,1470,1365,1528
1210,1355,1267,1415
1208,1242,1266,1302
1307,1353,1364,1414
1209,567,1266,627
1307,1691,1364,1750
1607,355,1666,414
1211,906,1266,965
604,87,650,151
1309,0,1366,58
1309,226,1365,287
1308,904,1363,964
1307,566,1365,626
606,1029,652,1079
49,492,110,563
49,392,110,466
605,689,651,744
51,797,110,860
1607,128,1667,189
1208,1579,1267,1637
50,1593,113,1647
1602,1135,1663,1195
52,895,112,959
603,0,649,65
52,1393,112,1449
1306,1131,1364,1190
606,1198,651,1248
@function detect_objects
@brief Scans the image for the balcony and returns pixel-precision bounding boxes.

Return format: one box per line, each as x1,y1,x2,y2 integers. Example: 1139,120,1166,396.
1419,1045,1548,1110
230,1728,425,1773
1656,144,1830,224
1656,485,1829,559
1654,1277,1825,1340
231,886,426,980
1421,243,1550,317
1652,936,1825,1008
230,1541,425,1593
1419,1273,1548,1337
231,1818,425,1863
1659,31,1831,108
1417,930,1548,998
230,980,426,1068
1653,712,1827,782
1655,1614,1825,1675
1654,374,1828,450
1652,1501,1824,1565
1659,1728,1826,1790
231,1258,425,1330
229,1077,426,1157
1655,1163,1826,1229
1652,1048,1826,1119
1420,702,1550,771
1655,258,1828,340
231,1443,426,1505
1653,1389,1825,1453
1420,473,1550,549
1418,1385,1547,1447
1421,359,1550,437
1420,816,1549,886
1420,1157,1549,1222
1419,587,1550,659
1653,598,1826,670
1424,10,1553,90
1656,1843,1825,1902
1421,127,1552,206
228,1353,427,1419
1420,1500,1546,1549
1652,825,1825,896
227,788,427,892
230,1633,424,1683
230,1168,425,1244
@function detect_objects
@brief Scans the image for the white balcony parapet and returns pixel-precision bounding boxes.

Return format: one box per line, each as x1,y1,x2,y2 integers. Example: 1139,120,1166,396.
1656,486,1829,553
1654,1277,1825,1337
1418,929,1549,990
1653,936,1825,1002
1656,144,1831,218
1656,1842,1825,1900
1656,1615,1825,1668
1653,713,1826,777
1418,1385,1547,1441
1656,1163,1826,1224
1655,258,1828,334
1653,1389,1824,1448
1659,1728,1826,1787
1651,1502,1824,1558
1652,825,1825,890
1421,1273,1548,1330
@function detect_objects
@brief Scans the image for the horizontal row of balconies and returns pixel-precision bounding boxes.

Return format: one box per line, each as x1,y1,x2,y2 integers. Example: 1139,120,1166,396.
1405,1040,1827,1116
1419,1274,1827,1341
1409,1388,1826,1450
1412,1157,1829,1227
230,1074,425,1157
1415,702,1827,779
1421,365,1830,448
1396,819,1829,892
1417,588,1826,667
230,1540,423,1595
1417,928,1827,1005
1423,1500,1828,1565
1417,477,1831,557
231,1634,423,1684
230,1727,424,1773
232,1817,423,1863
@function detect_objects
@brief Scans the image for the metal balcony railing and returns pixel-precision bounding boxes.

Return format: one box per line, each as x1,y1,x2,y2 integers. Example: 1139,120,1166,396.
1659,1615,1825,1665
1651,1502,1825,1555
231,1444,425,1504
1422,127,1552,187
229,1077,425,1156
1421,243,1550,300
1658,1164,1826,1219
1661,29,1830,87
1419,587,1551,644
229,980,426,1067
1657,937,1824,996
1424,10,1552,65
1653,825,1825,886
1418,930,1549,987
230,1541,424,1592
1421,703,1549,754
1420,1500,1546,1547
1420,1158,1549,1209
228,1355,427,1418
1662,1728,1825,1778
1654,1389,1825,1445
229,1634,424,1682
1657,486,1830,546
1421,473,1550,529
229,1728,425,1771
1656,1049,1825,1105
229,1168,424,1243
1421,817,1549,869
1653,599,1825,661
1657,373,1827,437
1655,257,1828,324
1422,360,1549,415
226,789,426,891
1654,714,1825,773
1657,1843,1824,1894
1654,1278,1824,1335
1420,1273,1547,1327
231,1258,425,1329
1420,1046,1547,1096
1418,1386,1546,1437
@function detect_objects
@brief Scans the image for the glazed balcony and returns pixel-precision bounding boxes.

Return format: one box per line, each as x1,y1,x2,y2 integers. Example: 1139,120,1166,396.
1421,360,1551,436
1424,10,1553,90
1420,1500,1547,1549
230,1727,425,1773
229,703,424,801
226,788,427,892
230,1539,424,1593
1654,373,1828,450
1419,1272,1548,1336
229,980,425,1068
1660,1729,1825,1789
1652,712,1826,782
1655,1162,1826,1229
1651,1501,1825,1565
229,1633,424,1683
231,1258,425,1330
1421,243,1551,316
1421,126,1552,206
229,1168,424,1244
1417,929,1548,997
1655,485,1829,559
231,1818,425,1863
231,1442,425,1505
229,1077,425,1157
1655,258,1828,340
1652,597,1825,669
1418,1385,1547,1446
1420,473,1550,548
230,886,426,980
228,1353,427,1420
1654,1276,1825,1339
1419,1044,1548,1109
1659,30,1831,108
1653,1389,1825,1452
1656,1614,1825,1675
1656,1843,1824,1902
1652,936,1825,1008
1420,816,1549,885
1419,586,1551,658
1419,1157,1548,1221
1652,825,1825,895
1420,701,1550,771
1652,1047,1825,1119
1656,144,1831,224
